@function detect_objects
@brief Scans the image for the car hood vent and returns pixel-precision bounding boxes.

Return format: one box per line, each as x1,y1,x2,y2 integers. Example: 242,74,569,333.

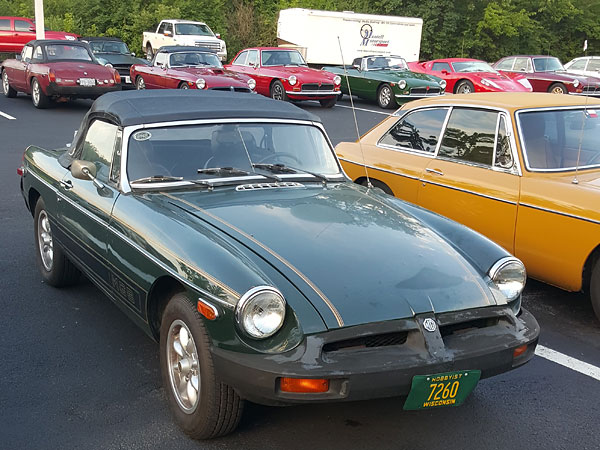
235,182,304,191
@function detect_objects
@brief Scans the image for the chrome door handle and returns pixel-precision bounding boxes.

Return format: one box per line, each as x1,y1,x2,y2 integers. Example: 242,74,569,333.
426,168,444,176
60,179,73,190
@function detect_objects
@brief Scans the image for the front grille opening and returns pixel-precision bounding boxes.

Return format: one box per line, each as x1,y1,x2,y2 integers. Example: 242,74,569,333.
323,331,408,353
440,317,500,337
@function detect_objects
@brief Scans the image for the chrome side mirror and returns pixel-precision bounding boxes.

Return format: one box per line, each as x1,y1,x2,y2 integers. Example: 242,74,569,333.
71,160,105,189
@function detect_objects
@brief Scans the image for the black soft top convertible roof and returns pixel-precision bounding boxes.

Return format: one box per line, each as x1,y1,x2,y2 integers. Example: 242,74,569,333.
87,90,320,127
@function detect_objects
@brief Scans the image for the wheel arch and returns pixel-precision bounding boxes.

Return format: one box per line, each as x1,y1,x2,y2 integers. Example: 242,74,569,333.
146,275,187,340
354,176,395,195
27,187,41,217
453,78,472,93
582,244,600,292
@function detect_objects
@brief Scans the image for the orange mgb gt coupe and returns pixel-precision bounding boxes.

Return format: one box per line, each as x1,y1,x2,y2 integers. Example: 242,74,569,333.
336,93,600,320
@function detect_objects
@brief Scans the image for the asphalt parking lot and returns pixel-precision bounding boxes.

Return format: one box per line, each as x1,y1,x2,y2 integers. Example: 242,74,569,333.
1,93,599,450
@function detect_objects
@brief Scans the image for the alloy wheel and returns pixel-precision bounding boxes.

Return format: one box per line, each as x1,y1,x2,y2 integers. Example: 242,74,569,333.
2,72,9,94
32,80,40,105
272,84,283,100
166,319,200,413
379,86,392,107
37,210,54,271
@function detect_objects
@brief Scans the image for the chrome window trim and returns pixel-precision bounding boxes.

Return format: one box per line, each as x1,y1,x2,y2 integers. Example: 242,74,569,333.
120,118,343,194
515,105,600,172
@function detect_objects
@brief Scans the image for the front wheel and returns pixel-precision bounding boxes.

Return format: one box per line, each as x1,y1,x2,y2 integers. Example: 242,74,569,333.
33,198,80,286
136,76,146,90
2,70,17,98
270,80,288,101
549,82,567,95
319,97,337,108
455,80,475,94
590,259,600,322
160,293,244,439
179,82,190,90
31,77,50,109
377,83,396,109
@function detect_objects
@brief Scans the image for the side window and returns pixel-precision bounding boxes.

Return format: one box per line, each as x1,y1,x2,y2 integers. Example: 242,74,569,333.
0,19,11,31
247,50,258,66
22,45,33,63
568,59,587,71
80,120,118,183
232,51,248,66
32,46,43,61
379,108,449,153
14,20,31,32
432,62,451,72
438,108,498,166
164,23,173,35
495,58,514,71
587,59,600,71
513,57,530,72
157,22,166,34
494,115,514,169
155,52,168,67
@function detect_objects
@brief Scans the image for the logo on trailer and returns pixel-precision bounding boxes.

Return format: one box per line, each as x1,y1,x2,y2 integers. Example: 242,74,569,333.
423,318,437,332
360,24,373,46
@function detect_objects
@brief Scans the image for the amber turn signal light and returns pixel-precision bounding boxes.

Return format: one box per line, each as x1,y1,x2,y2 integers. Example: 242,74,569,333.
280,377,329,393
513,344,528,358
197,299,218,320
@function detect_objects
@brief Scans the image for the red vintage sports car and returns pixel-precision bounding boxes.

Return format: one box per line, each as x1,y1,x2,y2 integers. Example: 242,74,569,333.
493,55,600,95
0,16,78,53
409,58,532,94
225,47,341,107
1,40,121,108
130,46,255,92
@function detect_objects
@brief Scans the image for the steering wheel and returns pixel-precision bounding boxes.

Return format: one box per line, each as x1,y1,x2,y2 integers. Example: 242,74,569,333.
257,152,301,165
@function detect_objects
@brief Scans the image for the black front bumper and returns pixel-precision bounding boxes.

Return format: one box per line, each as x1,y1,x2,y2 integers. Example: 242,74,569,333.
45,82,121,99
212,307,539,406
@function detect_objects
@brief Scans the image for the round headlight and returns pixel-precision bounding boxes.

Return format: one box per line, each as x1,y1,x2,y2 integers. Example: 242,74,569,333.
333,75,341,85
398,80,407,89
573,79,580,88
439,79,447,89
195,78,206,89
288,75,297,86
104,63,113,69
236,287,286,339
247,78,256,90
490,257,526,301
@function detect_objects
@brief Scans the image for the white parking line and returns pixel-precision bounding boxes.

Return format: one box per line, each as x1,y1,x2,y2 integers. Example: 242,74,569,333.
0,110,16,120
536,344,600,381
335,104,392,116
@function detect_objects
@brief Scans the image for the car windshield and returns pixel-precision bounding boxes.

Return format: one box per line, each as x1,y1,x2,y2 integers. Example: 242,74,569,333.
45,44,93,62
452,61,496,73
519,108,600,170
89,40,130,54
169,51,222,68
175,23,213,36
127,122,341,184
365,56,408,70
533,57,564,72
261,50,307,67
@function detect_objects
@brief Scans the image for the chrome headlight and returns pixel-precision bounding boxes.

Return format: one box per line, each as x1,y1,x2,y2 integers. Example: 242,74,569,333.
333,75,341,85
288,75,297,86
573,79,580,88
439,79,447,89
195,78,206,89
489,257,526,302
104,63,113,69
398,80,407,89
247,78,256,90
236,287,286,339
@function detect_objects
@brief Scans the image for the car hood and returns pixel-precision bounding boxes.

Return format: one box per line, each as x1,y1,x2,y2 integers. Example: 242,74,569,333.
537,70,600,85
169,67,249,86
381,69,440,83
47,61,114,78
94,53,145,66
268,66,335,82
163,183,497,329
468,73,530,91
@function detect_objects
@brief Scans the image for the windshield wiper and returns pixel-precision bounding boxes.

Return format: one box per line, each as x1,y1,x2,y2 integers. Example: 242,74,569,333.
252,163,332,184
199,166,281,182
130,175,184,184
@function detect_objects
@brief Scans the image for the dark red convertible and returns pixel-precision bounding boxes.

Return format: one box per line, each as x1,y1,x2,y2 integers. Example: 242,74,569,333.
1,40,120,108
225,47,341,107
130,46,255,92
493,55,600,95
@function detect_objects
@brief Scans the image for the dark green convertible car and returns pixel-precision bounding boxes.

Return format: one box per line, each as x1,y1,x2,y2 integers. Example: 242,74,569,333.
19,90,538,439
324,55,446,109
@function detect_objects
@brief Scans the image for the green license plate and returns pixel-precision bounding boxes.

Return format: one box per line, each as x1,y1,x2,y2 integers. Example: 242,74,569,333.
403,370,481,410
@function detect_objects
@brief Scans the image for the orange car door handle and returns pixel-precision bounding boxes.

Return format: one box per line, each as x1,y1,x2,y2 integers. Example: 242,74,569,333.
426,168,444,176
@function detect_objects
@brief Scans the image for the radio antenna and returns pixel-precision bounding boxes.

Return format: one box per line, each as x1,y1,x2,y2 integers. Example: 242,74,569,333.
337,36,372,189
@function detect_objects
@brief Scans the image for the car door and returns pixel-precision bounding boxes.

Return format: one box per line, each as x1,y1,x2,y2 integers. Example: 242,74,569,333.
341,58,368,97
418,107,520,253
145,52,168,88
245,50,264,91
13,18,35,49
56,119,120,291
9,44,32,91
0,18,12,52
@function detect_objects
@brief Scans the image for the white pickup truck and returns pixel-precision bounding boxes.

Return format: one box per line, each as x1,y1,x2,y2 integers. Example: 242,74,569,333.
142,19,227,61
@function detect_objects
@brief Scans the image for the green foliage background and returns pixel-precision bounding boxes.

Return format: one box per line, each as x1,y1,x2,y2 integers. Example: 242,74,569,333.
1,0,598,62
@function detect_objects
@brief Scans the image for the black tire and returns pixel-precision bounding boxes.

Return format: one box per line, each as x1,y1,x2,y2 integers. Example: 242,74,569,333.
377,83,396,109
590,259,600,322
2,70,17,98
33,198,80,287
455,80,475,94
160,293,244,439
136,76,146,90
179,82,190,89
548,82,567,95
146,44,154,61
31,77,50,109
359,178,394,196
319,97,337,108
270,80,288,101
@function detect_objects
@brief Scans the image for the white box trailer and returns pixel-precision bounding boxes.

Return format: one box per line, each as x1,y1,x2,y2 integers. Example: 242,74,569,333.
277,8,423,66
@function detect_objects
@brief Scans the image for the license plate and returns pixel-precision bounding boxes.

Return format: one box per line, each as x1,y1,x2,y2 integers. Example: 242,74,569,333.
403,370,481,410
79,78,96,86
123,76,131,84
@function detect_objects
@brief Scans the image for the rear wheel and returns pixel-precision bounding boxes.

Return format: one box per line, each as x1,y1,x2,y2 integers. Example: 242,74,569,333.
31,78,50,109
136,76,146,90
455,80,475,94
590,259,600,322
34,198,80,287
146,44,154,61
548,82,567,94
270,80,288,101
2,70,17,98
319,97,337,108
160,293,244,439
377,83,395,109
